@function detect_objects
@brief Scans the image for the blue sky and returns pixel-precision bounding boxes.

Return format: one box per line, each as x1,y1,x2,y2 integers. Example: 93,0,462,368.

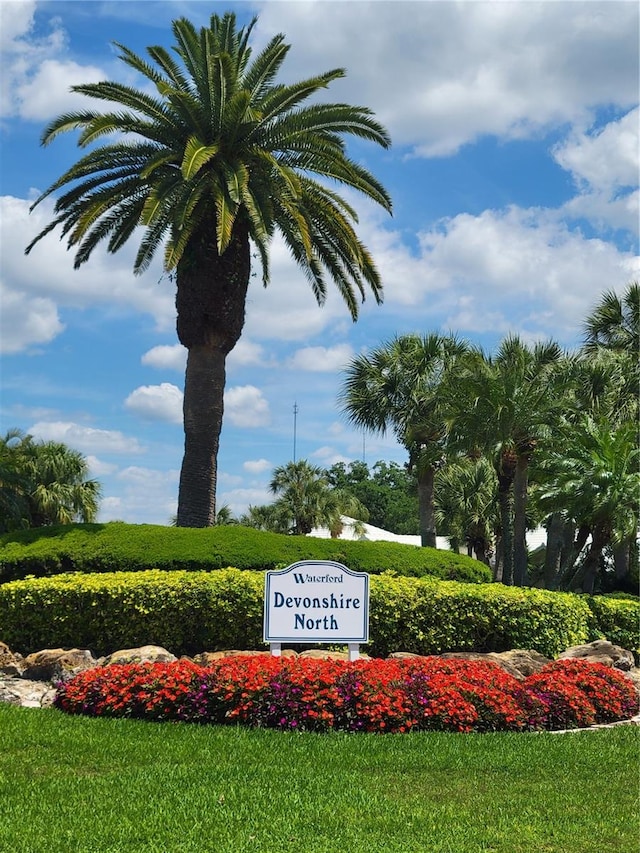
1,0,638,525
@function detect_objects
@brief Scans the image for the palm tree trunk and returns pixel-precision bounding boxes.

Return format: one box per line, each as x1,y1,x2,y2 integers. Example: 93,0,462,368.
581,525,609,594
560,522,590,581
543,512,565,588
496,450,517,586
473,538,489,565
513,454,529,586
417,465,437,547
174,222,250,527
177,345,226,527
613,540,631,584
493,534,503,582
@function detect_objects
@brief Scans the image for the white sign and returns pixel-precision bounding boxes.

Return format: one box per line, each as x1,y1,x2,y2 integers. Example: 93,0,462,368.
263,560,369,644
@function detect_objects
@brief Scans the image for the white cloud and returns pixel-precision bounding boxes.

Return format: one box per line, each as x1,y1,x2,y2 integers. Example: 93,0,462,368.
16,57,105,121
0,286,64,353
414,206,639,341
124,383,183,425
117,465,179,486
0,3,105,120
98,466,179,524
28,421,145,454
348,203,638,343
86,455,118,477
288,344,355,372
224,385,270,428
553,109,639,234
561,188,640,237
141,344,187,372
228,338,276,369
243,458,271,474
554,108,639,192
254,1,639,156
0,1,37,50
1,195,175,354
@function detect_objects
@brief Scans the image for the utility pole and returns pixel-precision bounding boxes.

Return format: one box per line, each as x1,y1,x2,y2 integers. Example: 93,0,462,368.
293,402,298,463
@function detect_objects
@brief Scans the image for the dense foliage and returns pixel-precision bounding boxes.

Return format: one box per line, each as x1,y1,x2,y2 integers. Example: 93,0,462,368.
53,656,638,733
337,284,639,593
325,460,420,535
0,521,490,584
0,430,100,533
1,568,636,658
254,460,370,535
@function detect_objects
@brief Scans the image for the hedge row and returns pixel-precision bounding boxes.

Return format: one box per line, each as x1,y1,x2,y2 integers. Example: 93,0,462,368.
0,522,491,584
1,569,637,659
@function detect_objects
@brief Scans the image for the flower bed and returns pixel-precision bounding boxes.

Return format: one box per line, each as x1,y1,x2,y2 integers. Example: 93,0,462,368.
53,656,639,734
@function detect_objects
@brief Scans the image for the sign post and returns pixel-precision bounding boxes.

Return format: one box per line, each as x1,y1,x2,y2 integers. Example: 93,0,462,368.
263,560,369,659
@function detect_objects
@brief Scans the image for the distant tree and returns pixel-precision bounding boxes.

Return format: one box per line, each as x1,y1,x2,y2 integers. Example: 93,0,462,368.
0,429,30,531
269,460,368,535
214,504,238,525
0,431,101,531
239,503,290,534
325,460,419,534
26,12,391,528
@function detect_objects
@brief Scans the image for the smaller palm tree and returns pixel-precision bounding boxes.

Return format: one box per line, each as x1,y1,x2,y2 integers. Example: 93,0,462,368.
340,333,467,547
269,460,368,536
537,416,639,593
435,457,498,566
239,503,290,534
443,336,565,586
0,431,101,529
582,282,639,355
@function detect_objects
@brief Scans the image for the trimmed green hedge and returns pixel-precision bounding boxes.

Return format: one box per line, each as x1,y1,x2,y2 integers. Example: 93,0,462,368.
585,595,640,655
2,568,635,659
0,522,491,584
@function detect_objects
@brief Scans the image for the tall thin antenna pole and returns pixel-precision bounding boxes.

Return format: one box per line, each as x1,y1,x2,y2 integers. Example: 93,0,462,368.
293,402,298,462
362,431,366,463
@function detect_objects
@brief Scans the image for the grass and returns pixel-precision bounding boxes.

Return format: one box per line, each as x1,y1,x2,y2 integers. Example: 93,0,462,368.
0,705,638,853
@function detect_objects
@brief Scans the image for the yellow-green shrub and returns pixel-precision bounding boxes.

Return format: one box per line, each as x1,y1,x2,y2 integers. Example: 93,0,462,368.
1,569,630,659
0,570,264,656
586,594,640,657
367,575,595,658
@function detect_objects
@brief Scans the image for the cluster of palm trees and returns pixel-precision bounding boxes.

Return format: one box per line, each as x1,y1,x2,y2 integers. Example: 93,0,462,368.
341,284,639,593
0,430,101,533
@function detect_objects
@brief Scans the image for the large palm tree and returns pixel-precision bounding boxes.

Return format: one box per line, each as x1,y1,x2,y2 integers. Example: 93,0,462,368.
25,12,392,527
339,333,467,547
444,337,565,586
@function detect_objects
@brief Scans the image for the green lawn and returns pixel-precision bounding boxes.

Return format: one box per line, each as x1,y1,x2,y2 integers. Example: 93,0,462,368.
0,705,637,853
